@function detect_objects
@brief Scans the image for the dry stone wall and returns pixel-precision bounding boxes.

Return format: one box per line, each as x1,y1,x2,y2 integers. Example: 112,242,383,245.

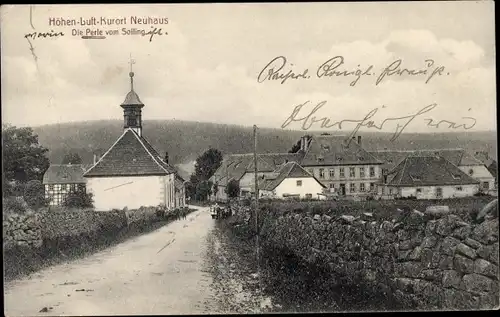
3,212,43,249
260,209,499,310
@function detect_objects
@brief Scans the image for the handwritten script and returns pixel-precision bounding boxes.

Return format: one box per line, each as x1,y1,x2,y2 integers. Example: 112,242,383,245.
258,56,448,86
281,101,477,142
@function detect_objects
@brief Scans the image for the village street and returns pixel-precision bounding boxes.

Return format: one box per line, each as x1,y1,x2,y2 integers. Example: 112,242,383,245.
4,206,264,316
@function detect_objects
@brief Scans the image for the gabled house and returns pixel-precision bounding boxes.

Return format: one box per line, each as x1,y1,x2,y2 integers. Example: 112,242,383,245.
83,68,185,211
210,152,302,201
380,155,479,200
299,134,383,197
370,148,496,194
258,161,326,200
43,164,86,206
474,151,497,189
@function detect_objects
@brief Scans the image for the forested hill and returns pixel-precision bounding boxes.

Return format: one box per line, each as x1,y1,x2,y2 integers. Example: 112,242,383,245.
32,119,497,167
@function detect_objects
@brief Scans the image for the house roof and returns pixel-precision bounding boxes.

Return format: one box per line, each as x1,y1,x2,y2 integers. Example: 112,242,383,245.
258,161,325,191
300,134,382,166
369,148,484,170
474,151,497,167
384,155,480,187
211,152,303,186
84,128,177,177
43,164,86,184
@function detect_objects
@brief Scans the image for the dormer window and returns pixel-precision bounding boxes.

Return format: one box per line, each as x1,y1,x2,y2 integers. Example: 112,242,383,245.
358,156,365,161
452,174,461,180
388,159,393,163
336,157,343,162
468,169,474,176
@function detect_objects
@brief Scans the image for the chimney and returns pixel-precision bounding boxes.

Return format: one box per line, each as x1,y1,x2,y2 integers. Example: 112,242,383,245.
164,152,169,164
300,136,305,152
93,154,97,164
357,136,361,145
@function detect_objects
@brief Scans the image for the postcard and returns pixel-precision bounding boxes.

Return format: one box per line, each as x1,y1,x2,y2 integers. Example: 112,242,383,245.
2,2,498,315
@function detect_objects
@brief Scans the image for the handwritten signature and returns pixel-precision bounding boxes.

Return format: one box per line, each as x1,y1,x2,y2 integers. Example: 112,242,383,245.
142,27,166,42
24,30,65,40
258,55,448,86
281,101,476,142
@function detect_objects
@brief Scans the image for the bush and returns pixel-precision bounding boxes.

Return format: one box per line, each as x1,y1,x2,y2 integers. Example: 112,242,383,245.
23,180,50,209
63,190,94,208
3,196,30,214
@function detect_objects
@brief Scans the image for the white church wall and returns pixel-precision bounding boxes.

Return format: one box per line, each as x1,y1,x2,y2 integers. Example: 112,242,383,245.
87,175,164,211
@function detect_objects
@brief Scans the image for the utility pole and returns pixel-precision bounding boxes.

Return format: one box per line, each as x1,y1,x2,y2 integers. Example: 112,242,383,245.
253,124,262,305
253,124,259,232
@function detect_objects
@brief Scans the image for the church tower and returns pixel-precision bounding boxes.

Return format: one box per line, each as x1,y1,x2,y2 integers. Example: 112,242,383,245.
121,57,145,137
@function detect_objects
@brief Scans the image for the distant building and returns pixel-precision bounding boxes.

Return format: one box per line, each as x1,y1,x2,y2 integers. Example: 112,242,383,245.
211,134,382,200
83,67,185,210
210,153,302,201
258,161,326,200
42,164,86,206
379,155,480,200
474,151,498,189
370,148,496,195
299,135,383,198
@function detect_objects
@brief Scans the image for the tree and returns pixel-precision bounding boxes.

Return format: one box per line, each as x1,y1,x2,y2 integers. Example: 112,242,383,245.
194,148,223,181
2,124,50,182
288,135,312,153
63,190,94,208
288,140,301,153
62,152,83,165
188,148,223,201
23,180,50,210
213,182,219,198
194,180,213,201
226,179,240,198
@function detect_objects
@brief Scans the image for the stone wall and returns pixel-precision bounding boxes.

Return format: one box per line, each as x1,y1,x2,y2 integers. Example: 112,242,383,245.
257,208,499,310
3,212,43,249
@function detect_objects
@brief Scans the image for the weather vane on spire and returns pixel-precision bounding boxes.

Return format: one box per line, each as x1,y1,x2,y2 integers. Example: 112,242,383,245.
128,53,136,91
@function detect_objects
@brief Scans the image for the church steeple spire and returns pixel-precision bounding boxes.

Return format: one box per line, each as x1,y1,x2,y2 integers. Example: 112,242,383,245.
129,53,135,91
121,54,144,136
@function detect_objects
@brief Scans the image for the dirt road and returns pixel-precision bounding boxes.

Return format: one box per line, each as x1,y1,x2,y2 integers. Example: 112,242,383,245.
4,206,245,316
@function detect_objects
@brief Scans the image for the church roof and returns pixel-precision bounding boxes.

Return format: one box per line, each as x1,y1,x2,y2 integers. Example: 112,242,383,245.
83,128,176,177
121,90,143,106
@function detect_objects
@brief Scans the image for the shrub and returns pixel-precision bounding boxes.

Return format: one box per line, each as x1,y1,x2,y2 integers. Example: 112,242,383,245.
23,180,50,209
63,190,94,208
3,196,30,214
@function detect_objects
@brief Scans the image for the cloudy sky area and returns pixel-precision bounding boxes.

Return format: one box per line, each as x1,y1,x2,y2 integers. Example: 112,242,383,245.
1,2,496,133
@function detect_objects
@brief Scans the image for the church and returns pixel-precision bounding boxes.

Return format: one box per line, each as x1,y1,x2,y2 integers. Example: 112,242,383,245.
83,63,186,211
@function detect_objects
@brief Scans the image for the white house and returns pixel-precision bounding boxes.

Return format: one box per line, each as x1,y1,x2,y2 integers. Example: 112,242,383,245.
379,155,480,200
210,153,302,201
83,69,185,211
258,161,326,200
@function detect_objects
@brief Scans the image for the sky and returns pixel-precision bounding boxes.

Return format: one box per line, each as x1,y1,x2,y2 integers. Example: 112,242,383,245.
1,2,496,134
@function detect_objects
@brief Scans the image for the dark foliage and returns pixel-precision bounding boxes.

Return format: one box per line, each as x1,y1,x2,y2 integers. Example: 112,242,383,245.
2,124,50,182
226,179,241,198
61,152,83,165
62,190,94,208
